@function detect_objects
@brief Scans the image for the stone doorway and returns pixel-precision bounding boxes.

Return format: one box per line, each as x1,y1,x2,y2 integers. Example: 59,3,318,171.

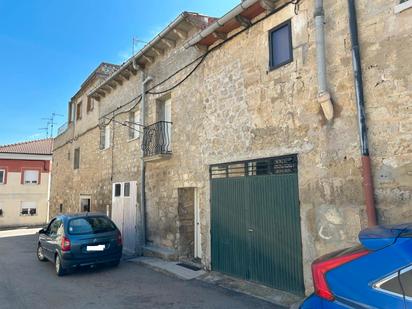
178,188,195,259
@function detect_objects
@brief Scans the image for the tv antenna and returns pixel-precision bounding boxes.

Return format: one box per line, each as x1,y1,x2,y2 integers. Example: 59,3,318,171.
42,113,64,138
132,37,148,56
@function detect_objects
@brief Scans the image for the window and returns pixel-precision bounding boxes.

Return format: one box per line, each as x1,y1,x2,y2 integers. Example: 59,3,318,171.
80,197,91,212
87,97,94,113
21,202,37,216
269,20,293,70
76,102,82,120
48,219,62,236
375,265,412,298
100,125,111,150
74,148,80,169
114,183,121,197
0,169,5,184
23,170,39,184
68,216,116,235
129,111,141,140
69,102,75,123
124,182,130,197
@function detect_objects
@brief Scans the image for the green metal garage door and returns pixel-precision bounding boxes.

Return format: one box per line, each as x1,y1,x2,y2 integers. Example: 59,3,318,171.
210,155,304,296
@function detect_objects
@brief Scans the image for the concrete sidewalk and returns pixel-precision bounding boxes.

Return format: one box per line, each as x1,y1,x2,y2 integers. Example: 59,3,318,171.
130,256,304,308
0,227,40,238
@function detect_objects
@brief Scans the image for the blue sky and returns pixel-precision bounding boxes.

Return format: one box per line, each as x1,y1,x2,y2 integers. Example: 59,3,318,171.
0,0,239,145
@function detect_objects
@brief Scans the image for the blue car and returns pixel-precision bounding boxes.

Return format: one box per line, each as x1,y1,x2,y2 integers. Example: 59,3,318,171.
37,213,123,276
301,223,412,308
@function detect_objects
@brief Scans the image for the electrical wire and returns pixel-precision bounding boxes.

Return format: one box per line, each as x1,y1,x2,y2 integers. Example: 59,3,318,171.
97,0,302,132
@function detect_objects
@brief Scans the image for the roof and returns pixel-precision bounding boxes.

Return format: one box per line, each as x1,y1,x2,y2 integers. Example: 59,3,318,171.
186,0,281,47
72,62,120,102
89,12,216,100
0,138,53,155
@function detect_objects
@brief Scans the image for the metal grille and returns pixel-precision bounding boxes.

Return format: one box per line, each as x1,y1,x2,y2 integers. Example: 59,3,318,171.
142,121,172,157
210,155,297,179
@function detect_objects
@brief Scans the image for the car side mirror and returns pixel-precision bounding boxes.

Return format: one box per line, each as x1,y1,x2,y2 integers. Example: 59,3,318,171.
39,228,46,234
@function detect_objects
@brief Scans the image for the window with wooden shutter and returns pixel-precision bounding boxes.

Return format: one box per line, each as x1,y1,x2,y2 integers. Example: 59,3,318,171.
76,102,82,120
74,148,80,169
100,126,105,150
87,97,94,113
104,125,111,148
129,112,135,140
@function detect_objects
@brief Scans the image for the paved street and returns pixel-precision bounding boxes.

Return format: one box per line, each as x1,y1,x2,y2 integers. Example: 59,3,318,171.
0,230,278,309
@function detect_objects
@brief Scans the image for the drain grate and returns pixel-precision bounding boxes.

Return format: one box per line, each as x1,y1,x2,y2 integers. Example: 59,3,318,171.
177,263,202,271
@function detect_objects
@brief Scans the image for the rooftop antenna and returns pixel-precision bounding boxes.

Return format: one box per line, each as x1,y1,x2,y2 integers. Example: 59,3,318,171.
132,37,148,56
42,113,63,138
39,121,50,138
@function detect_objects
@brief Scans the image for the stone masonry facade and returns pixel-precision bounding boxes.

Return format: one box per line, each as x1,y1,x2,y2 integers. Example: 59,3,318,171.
50,1,412,294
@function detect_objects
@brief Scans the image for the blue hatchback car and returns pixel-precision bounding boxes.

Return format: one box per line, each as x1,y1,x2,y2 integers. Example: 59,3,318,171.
301,223,412,308
37,213,123,276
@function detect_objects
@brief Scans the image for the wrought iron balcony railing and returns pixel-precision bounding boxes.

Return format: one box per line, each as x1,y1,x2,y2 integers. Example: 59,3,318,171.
57,122,68,136
142,121,172,158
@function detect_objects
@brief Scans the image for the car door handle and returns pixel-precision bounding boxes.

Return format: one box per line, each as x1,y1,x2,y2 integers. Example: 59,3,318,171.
248,229,254,232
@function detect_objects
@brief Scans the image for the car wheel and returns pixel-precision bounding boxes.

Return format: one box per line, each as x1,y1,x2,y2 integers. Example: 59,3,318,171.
55,255,66,276
37,244,47,262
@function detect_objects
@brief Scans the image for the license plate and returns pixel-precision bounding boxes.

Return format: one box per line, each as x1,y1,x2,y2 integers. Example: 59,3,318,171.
86,245,105,252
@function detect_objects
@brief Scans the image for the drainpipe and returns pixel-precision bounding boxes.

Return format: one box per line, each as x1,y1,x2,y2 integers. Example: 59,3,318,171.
314,0,334,120
138,69,153,253
347,0,377,227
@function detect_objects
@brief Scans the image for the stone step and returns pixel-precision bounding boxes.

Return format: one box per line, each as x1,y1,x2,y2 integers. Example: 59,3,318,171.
143,244,177,261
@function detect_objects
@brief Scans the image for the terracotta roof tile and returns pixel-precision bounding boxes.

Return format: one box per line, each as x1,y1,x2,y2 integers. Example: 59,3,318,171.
0,138,53,155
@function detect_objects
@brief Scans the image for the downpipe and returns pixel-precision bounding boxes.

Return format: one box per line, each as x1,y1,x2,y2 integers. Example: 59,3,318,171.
140,74,153,251
347,0,377,227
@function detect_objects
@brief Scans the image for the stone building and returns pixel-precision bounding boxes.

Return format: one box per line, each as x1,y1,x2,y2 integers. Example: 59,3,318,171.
50,0,412,295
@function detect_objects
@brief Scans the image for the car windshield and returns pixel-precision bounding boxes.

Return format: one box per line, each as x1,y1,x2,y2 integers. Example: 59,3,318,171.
68,216,116,235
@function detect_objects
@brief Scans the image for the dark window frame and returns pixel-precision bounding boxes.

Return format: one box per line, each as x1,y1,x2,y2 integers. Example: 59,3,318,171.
268,19,293,71
124,182,130,197
114,183,122,197
0,168,6,184
74,148,80,170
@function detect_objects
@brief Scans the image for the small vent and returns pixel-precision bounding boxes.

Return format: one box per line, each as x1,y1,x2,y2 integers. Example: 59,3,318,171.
210,155,297,179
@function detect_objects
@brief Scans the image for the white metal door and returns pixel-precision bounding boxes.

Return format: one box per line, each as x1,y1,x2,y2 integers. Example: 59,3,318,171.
111,182,137,255
111,183,123,234
122,181,137,255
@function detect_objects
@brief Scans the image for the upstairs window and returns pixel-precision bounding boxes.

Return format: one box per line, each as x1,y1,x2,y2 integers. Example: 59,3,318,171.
0,169,5,184
128,111,141,140
23,170,40,184
269,20,293,70
21,202,37,216
76,102,82,120
87,97,94,113
69,102,75,123
100,125,111,150
74,148,80,169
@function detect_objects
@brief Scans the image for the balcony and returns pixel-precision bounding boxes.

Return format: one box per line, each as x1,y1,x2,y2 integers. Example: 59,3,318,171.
57,122,68,136
142,121,172,162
